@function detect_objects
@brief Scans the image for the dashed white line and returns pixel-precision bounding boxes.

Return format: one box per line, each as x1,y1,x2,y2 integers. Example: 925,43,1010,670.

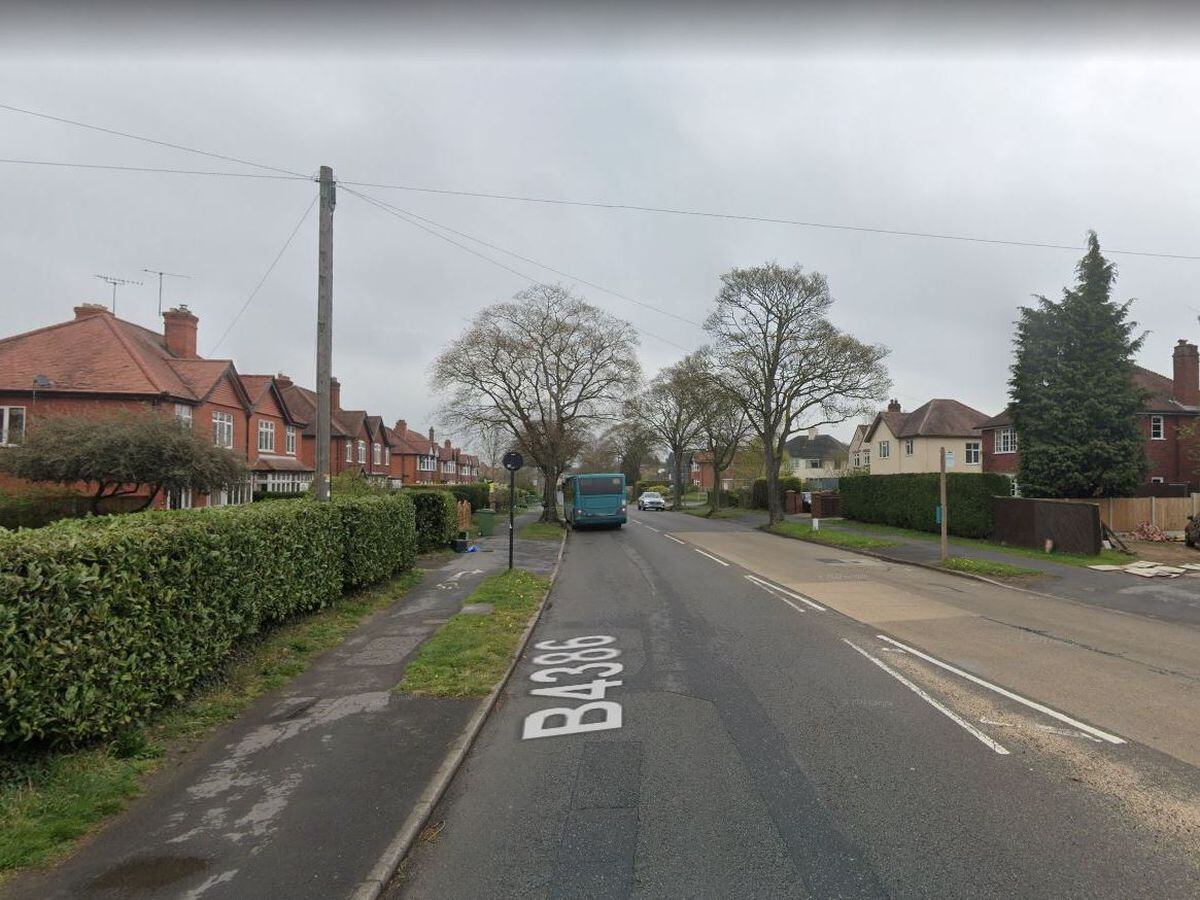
744,574,826,611
875,634,1126,745
664,534,686,545
694,548,730,567
843,640,1010,755
746,576,807,613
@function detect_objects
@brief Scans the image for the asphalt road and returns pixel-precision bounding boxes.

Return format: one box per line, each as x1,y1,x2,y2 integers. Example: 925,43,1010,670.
394,509,1200,899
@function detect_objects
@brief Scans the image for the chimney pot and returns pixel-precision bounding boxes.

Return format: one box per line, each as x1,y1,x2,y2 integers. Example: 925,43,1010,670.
395,419,407,436
428,427,435,443
329,377,341,411
162,306,199,358
887,399,902,413
1173,339,1200,407
444,439,452,449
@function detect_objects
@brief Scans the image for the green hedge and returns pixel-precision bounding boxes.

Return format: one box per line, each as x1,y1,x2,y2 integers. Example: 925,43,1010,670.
408,490,458,549
0,494,418,745
335,493,417,588
751,476,805,509
839,473,1011,539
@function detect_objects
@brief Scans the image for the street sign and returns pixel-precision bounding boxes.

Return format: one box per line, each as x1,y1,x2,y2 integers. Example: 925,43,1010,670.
502,450,524,472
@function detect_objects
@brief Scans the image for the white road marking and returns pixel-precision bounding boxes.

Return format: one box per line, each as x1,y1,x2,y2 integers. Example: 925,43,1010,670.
843,640,1010,755
875,634,1126,745
695,548,730,566
664,534,686,545
744,574,826,611
746,576,806,613
633,520,662,533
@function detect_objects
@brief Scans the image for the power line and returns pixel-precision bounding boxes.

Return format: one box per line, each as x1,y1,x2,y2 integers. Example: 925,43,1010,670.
343,186,704,330
0,157,308,180
0,102,310,179
344,187,696,353
209,195,318,354
339,178,1200,262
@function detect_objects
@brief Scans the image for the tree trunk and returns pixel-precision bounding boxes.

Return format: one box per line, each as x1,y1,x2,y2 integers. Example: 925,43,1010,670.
710,464,722,516
673,451,685,511
540,468,560,523
90,484,107,515
135,485,161,512
764,441,785,525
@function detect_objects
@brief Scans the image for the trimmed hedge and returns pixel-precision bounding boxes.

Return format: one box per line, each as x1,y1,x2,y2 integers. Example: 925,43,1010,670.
839,473,1012,539
0,494,419,745
751,476,805,509
408,489,458,549
451,482,490,512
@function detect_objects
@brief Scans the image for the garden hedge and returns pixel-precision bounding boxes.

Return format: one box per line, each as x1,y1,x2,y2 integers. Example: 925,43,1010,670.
408,489,458,549
0,494,419,745
751,476,805,509
839,473,1012,539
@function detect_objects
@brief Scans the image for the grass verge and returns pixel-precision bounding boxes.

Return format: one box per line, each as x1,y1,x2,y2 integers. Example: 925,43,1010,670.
938,557,1044,579
830,520,1130,567
518,521,566,541
763,522,901,550
0,570,423,878
678,505,753,519
398,570,552,697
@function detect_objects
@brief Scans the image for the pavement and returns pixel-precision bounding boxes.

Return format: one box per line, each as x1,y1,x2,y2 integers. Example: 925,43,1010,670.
2,510,562,900
394,508,1200,899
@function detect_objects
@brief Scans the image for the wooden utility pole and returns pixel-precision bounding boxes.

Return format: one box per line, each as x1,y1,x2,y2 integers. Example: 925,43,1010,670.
939,446,949,561
314,165,336,501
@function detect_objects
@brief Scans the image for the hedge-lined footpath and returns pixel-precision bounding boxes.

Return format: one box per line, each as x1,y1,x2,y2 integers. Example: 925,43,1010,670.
839,473,1012,539
1,494,421,746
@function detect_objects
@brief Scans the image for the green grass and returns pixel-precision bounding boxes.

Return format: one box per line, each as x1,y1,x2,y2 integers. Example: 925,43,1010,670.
830,520,1131,567
0,570,423,877
678,505,753,519
398,570,551,697
518,521,566,541
763,522,901,550
938,557,1043,579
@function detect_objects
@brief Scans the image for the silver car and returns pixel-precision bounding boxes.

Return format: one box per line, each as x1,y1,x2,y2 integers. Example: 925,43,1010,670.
637,491,666,511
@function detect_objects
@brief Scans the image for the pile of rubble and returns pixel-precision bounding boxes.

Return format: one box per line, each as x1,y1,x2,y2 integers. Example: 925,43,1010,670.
1088,560,1200,578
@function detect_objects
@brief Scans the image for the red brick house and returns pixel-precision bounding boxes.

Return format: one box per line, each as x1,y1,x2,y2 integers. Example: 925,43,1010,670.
238,374,313,494
978,339,1200,490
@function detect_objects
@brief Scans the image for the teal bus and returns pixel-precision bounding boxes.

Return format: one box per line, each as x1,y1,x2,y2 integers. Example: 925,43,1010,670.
562,473,627,528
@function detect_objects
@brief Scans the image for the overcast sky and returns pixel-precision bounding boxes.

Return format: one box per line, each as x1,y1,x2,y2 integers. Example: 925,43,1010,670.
3,3,1200,446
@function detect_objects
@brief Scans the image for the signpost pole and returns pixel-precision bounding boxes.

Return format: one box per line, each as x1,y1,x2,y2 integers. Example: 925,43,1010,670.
508,466,515,571
939,446,949,562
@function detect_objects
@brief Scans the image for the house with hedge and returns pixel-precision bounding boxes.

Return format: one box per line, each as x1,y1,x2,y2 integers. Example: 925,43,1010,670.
863,398,988,476
977,339,1200,490
785,427,849,476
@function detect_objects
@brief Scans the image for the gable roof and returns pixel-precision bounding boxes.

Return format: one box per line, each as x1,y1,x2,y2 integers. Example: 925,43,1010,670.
783,433,849,458
277,383,356,438
866,398,989,442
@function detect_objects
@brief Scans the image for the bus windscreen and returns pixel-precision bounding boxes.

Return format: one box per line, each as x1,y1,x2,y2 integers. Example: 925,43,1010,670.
577,476,623,495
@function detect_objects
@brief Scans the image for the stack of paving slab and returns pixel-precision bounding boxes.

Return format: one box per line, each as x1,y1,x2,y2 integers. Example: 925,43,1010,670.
1087,560,1200,578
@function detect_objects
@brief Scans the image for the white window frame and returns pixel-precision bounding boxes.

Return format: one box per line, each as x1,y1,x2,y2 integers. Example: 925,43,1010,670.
255,471,313,494
384,446,390,467
1150,476,1165,484
418,455,435,472
257,419,275,452
372,442,382,466
174,403,193,428
357,440,366,464
167,486,192,509
285,426,296,455
806,458,823,469
965,441,981,465
0,406,26,446
211,481,253,506
904,438,914,456
1150,415,1165,440
995,427,1018,454
878,440,890,459
212,411,234,449
345,439,353,462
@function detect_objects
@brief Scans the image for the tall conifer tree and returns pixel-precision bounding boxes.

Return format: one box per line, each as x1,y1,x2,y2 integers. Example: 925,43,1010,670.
1010,232,1147,497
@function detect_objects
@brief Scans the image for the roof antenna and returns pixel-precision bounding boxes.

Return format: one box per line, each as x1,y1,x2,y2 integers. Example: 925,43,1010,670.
93,274,142,315
143,268,192,317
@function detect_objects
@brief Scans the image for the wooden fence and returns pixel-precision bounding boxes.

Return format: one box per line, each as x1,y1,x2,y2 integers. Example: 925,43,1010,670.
1044,494,1200,533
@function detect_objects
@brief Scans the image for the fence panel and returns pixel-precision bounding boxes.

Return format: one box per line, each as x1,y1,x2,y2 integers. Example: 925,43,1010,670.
993,497,1101,555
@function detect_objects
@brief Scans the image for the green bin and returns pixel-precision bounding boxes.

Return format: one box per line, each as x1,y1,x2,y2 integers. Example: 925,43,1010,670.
475,508,496,536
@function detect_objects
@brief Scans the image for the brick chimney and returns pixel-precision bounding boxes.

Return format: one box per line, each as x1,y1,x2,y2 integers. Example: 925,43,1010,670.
329,377,341,411
274,372,293,388
394,419,407,438
1173,339,1199,407
444,439,452,450
163,305,199,359
428,427,435,443
74,303,109,320
887,399,902,412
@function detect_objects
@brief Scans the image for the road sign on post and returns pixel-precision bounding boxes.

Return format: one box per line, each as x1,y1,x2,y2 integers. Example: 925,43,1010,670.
502,450,524,571
939,446,949,561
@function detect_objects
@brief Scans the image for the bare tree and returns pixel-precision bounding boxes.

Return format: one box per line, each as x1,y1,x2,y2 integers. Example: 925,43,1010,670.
630,352,708,508
602,419,657,486
433,284,641,522
697,376,751,515
705,263,890,525
472,423,507,481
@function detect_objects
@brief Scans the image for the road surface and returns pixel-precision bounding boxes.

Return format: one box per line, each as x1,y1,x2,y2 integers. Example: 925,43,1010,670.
393,509,1200,899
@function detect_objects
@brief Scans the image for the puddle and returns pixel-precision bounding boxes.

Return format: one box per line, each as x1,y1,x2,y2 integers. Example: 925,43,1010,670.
88,855,209,891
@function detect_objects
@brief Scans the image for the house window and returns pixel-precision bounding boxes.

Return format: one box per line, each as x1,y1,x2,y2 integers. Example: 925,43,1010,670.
258,420,275,452
1150,416,1165,440
995,427,1018,454
167,487,192,509
372,442,382,466
0,406,26,446
904,439,914,456
346,440,353,462
878,440,890,459
852,452,860,468
211,481,253,506
174,404,193,428
863,449,870,465
1150,476,1165,484
212,411,234,449
965,441,981,465
255,471,313,493
285,426,296,455
418,455,435,472
384,446,390,466
807,459,823,469
357,440,366,463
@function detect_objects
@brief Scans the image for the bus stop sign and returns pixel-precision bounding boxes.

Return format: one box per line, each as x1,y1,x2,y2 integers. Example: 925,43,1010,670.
502,450,524,472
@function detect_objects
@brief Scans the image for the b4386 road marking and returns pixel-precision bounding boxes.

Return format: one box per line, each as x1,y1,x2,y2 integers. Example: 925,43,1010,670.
522,635,624,740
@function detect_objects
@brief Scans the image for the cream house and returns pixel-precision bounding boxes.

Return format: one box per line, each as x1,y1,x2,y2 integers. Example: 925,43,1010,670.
847,423,870,471
786,428,849,476
864,398,987,475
